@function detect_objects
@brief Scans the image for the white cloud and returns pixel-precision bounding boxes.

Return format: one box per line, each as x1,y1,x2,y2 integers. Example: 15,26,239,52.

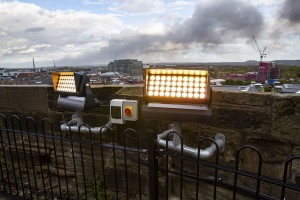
110,0,164,13
0,0,300,67
0,1,123,66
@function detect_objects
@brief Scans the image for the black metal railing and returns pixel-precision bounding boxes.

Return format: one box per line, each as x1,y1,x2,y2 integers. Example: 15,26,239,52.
0,114,299,199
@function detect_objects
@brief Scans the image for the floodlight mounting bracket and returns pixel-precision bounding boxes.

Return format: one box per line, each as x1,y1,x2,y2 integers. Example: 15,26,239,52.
142,102,212,123
57,85,99,111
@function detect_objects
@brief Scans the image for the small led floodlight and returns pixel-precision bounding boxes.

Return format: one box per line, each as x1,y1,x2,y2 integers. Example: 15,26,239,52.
142,68,212,122
52,72,87,96
52,72,99,111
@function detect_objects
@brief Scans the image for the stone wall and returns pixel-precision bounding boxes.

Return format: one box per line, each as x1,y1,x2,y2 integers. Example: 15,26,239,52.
0,85,300,198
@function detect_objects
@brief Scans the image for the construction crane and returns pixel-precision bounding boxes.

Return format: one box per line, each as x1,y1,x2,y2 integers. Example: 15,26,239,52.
252,35,267,62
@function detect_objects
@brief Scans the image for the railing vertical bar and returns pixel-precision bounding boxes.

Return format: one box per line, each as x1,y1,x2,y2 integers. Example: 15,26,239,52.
41,119,54,199
78,125,87,200
148,130,158,200
25,119,39,200
89,126,98,200
0,115,11,194
123,132,129,199
196,146,200,200
212,145,219,200
16,118,33,199
179,135,183,200
112,131,119,199
67,124,80,199
11,116,25,198
165,138,169,200
99,126,108,199
49,121,62,199
281,156,300,200
137,134,142,199
233,145,262,200
26,117,47,199
5,126,18,197
0,130,6,193
59,124,70,199
0,129,7,193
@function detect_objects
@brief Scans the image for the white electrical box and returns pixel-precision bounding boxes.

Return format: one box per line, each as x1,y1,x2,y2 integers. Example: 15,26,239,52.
110,99,138,124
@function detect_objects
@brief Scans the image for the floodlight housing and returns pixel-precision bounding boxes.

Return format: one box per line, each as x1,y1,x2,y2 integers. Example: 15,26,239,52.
142,68,212,122
52,72,99,111
144,69,210,104
52,72,87,96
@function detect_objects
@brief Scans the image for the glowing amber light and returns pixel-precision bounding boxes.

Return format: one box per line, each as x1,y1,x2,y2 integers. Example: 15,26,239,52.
146,68,209,101
57,75,76,93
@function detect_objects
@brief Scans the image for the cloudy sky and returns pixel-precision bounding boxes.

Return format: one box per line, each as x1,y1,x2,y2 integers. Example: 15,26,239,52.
0,0,300,68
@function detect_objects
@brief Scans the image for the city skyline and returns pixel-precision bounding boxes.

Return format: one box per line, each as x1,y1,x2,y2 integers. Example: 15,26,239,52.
0,0,300,68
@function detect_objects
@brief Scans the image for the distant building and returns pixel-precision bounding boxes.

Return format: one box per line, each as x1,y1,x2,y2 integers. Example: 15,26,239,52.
228,74,244,80
244,72,258,81
256,62,280,83
108,59,143,80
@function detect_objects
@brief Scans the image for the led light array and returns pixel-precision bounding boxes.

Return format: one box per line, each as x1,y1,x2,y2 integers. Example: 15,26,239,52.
146,69,208,99
57,75,77,93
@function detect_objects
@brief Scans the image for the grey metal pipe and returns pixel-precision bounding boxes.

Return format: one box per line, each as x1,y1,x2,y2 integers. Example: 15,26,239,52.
157,122,225,159
158,133,225,159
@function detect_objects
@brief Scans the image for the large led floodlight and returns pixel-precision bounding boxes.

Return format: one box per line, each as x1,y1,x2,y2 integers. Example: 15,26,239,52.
52,72,99,111
142,68,212,122
144,69,210,104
